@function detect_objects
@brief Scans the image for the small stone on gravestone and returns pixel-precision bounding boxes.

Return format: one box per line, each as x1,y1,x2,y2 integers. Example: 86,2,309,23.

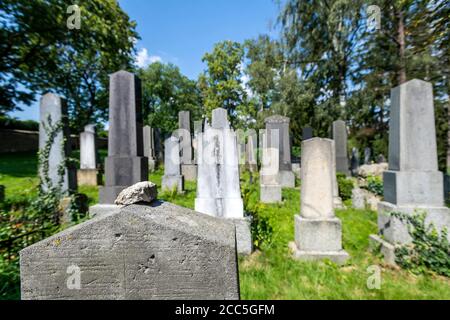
115,181,157,205
290,138,349,264
20,203,240,300
39,93,77,193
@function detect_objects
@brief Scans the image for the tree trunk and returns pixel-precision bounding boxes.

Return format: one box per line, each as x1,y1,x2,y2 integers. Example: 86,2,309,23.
396,7,407,84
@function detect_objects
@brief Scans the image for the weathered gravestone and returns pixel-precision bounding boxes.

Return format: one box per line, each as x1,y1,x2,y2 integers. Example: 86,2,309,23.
331,140,344,209
143,125,157,172
369,79,450,264
192,120,203,164
195,108,251,255
264,115,295,188
39,93,77,193
350,147,360,176
290,138,349,264
77,124,99,186
20,202,239,300
332,120,350,176
162,136,184,192
154,128,163,164
178,111,197,181
91,71,148,217
302,127,313,140
364,147,372,165
260,129,281,203
246,129,258,172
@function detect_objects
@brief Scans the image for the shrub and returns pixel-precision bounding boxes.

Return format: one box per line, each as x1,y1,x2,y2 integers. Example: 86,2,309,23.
0,116,39,131
392,211,450,277
337,173,354,201
365,175,383,196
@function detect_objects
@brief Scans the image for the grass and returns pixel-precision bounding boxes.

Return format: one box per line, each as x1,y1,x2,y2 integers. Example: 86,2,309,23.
0,152,449,300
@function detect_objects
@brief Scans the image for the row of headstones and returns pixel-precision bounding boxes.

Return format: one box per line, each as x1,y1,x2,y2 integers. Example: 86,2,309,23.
23,74,449,299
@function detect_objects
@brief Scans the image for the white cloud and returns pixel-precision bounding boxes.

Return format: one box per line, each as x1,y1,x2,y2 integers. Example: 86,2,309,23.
135,48,162,68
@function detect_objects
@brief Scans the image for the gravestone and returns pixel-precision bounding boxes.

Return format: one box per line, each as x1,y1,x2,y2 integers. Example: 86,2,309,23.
260,129,281,203
290,138,349,264
20,202,239,300
154,128,163,164
195,109,251,255
246,129,258,172
302,127,313,140
350,147,360,176
192,120,203,164
97,71,148,205
264,115,295,188
39,93,77,193
369,79,450,264
162,136,184,192
331,140,344,209
332,120,350,176
364,147,372,164
376,154,386,164
143,125,157,172
77,124,99,186
236,129,247,172
178,111,197,181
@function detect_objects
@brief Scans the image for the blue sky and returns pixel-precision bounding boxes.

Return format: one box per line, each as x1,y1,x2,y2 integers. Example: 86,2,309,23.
11,0,281,121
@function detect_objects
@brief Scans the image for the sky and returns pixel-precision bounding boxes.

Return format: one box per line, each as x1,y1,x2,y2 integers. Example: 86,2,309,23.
10,0,281,121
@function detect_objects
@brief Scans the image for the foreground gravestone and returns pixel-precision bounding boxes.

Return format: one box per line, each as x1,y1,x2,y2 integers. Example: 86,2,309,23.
290,138,349,264
143,125,157,172
178,111,197,181
332,120,350,176
260,129,281,203
369,79,450,264
77,124,99,186
20,202,239,300
162,136,184,192
195,109,251,255
95,71,148,210
264,115,295,188
39,93,77,193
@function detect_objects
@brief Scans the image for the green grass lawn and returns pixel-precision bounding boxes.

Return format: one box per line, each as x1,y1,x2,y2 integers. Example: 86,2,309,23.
1,152,449,300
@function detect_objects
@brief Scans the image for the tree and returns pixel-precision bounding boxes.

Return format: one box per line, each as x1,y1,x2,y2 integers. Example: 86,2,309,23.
199,41,247,126
0,0,138,132
138,62,202,135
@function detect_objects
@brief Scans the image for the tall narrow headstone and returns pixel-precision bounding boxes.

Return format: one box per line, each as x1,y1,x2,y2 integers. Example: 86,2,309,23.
246,129,258,172
162,136,184,192
364,147,372,164
260,129,281,203
195,109,251,254
331,140,344,209
193,120,203,164
77,124,99,186
264,115,295,188
154,128,163,164
143,125,156,172
332,120,350,176
370,79,450,264
39,93,77,193
350,147,360,176
98,71,148,204
178,111,197,181
290,138,349,264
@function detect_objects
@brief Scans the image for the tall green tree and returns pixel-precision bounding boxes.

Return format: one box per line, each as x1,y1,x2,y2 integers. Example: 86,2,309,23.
138,62,202,135
198,41,247,126
0,0,138,131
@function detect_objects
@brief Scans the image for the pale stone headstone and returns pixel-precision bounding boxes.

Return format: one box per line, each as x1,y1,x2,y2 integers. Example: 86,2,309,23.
20,203,239,300
290,138,349,264
162,136,184,192
331,140,343,209
39,93,77,193
195,109,251,255
332,120,350,176
77,124,99,186
98,71,148,205
364,147,371,164
192,120,203,164
260,129,281,203
370,79,450,264
264,115,295,188
143,125,156,172
246,129,258,172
